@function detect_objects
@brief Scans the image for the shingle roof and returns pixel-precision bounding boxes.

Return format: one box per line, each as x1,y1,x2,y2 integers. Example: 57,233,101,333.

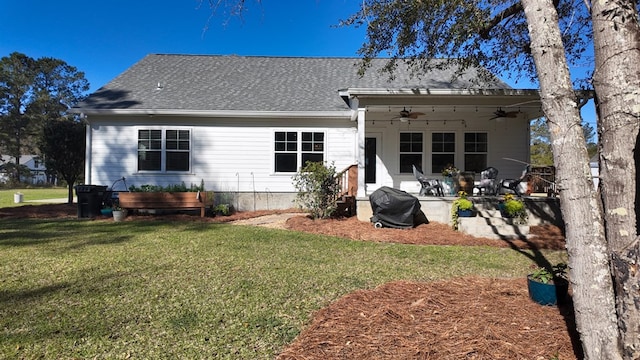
74,54,511,113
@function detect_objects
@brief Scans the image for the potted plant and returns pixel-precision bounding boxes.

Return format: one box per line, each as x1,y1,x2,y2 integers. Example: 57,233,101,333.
441,164,459,178
112,200,127,222
527,263,569,306
451,191,474,230
100,206,113,217
499,193,528,224
441,164,459,195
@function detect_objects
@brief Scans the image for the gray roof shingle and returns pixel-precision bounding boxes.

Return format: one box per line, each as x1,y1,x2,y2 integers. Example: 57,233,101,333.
75,54,511,113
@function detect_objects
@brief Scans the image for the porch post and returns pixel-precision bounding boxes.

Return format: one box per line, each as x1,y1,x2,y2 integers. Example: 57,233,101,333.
357,107,366,198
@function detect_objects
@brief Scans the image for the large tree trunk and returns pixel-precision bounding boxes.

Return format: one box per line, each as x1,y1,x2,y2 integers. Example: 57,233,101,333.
521,0,622,359
591,1,640,358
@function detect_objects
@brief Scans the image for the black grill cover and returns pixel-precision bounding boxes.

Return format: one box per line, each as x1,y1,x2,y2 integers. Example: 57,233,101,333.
370,186,422,229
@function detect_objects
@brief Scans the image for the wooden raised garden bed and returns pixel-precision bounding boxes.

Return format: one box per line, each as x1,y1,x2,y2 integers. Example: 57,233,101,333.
117,191,213,217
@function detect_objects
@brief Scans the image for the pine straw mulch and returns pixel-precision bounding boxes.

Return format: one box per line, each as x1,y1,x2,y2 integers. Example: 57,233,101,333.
2,204,580,359
277,278,580,360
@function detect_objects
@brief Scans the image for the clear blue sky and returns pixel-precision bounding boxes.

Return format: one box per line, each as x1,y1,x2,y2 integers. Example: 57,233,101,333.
1,0,595,128
1,1,364,92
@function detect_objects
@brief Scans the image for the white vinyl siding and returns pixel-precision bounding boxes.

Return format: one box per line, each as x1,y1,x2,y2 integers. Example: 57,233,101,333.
88,117,355,193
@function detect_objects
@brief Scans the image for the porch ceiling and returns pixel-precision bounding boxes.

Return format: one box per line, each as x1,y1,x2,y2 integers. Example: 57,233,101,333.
346,88,545,121
363,103,544,122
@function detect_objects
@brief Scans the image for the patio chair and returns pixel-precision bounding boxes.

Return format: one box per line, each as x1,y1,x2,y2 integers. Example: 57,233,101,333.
501,165,530,196
474,166,500,195
412,165,444,196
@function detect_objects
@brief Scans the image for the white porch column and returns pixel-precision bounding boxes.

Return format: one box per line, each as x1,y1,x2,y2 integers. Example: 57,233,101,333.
357,107,366,198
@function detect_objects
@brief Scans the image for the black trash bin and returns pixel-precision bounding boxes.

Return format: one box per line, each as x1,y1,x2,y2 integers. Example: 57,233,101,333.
75,185,108,218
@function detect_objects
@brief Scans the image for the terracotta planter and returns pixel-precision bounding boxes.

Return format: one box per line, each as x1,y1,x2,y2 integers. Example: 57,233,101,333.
455,172,475,194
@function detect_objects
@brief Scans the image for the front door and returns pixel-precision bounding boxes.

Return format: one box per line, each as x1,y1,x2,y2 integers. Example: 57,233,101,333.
365,134,382,193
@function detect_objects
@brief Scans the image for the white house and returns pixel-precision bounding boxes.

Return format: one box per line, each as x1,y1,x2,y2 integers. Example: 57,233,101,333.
0,155,48,184
72,54,545,219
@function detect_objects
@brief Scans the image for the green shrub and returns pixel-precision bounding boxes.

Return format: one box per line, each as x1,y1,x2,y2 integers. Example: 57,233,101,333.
213,203,231,216
128,180,205,192
292,161,341,219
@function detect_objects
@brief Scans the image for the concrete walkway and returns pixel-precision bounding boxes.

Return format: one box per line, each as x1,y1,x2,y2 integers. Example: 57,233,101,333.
24,197,76,204
227,213,305,229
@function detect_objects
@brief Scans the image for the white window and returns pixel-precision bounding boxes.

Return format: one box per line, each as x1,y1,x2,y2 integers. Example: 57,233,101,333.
399,132,423,173
137,128,191,172
274,131,325,172
464,132,488,173
431,132,455,174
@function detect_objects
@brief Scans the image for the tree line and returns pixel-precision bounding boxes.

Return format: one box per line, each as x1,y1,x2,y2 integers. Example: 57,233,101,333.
0,52,88,202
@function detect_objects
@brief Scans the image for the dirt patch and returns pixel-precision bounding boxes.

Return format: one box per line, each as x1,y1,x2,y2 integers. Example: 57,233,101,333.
1,204,577,359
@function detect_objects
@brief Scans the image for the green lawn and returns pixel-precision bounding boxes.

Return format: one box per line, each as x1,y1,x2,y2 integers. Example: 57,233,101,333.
0,188,70,207
0,217,566,359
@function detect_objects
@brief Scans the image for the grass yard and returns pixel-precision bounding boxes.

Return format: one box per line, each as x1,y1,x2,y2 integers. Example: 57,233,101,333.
0,188,70,208
0,217,566,359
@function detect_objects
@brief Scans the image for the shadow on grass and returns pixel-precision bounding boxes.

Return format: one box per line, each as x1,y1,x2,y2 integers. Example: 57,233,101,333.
0,282,71,304
0,263,172,346
0,218,225,249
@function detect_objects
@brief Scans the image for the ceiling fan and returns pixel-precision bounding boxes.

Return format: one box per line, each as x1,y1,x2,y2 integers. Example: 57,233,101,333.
490,108,520,120
393,107,425,122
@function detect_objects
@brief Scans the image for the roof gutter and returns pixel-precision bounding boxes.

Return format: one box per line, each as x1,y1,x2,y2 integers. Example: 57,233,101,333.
339,88,542,97
70,108,353,120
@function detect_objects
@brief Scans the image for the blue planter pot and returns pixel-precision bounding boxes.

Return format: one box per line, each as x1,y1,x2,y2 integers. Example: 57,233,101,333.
457,209,474,217
527,276,569,306
100,208,113,217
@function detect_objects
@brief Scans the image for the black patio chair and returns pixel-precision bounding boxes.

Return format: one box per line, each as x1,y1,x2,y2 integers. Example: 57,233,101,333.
474,166,500,195
501,165,530,196
412,165,444,196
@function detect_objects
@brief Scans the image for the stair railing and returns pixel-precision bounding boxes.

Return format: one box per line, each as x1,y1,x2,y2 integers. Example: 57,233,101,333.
335,164,358,198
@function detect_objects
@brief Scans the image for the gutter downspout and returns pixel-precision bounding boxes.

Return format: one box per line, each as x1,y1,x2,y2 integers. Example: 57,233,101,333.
84,123,92,184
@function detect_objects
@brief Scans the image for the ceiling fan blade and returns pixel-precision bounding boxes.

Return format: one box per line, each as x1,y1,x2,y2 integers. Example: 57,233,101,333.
408,112,425,119
489,109,519,120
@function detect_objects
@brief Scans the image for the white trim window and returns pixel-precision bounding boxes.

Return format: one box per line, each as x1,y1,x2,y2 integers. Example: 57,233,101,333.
399,132,423,173
137,128,191,172
274,131,325,173
431,132,455,174
464,132,488,173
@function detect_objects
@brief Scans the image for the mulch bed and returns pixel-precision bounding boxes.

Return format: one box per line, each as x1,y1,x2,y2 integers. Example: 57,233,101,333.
278,278,581,360
1,203,580,359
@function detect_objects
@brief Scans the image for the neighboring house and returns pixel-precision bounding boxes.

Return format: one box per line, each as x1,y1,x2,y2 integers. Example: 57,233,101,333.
0,155,49,184
72,54,545,215
590,154,599,190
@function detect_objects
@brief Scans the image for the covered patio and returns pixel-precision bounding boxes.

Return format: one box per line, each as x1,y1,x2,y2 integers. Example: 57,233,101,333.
335,87,563,237
340,88,545,201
